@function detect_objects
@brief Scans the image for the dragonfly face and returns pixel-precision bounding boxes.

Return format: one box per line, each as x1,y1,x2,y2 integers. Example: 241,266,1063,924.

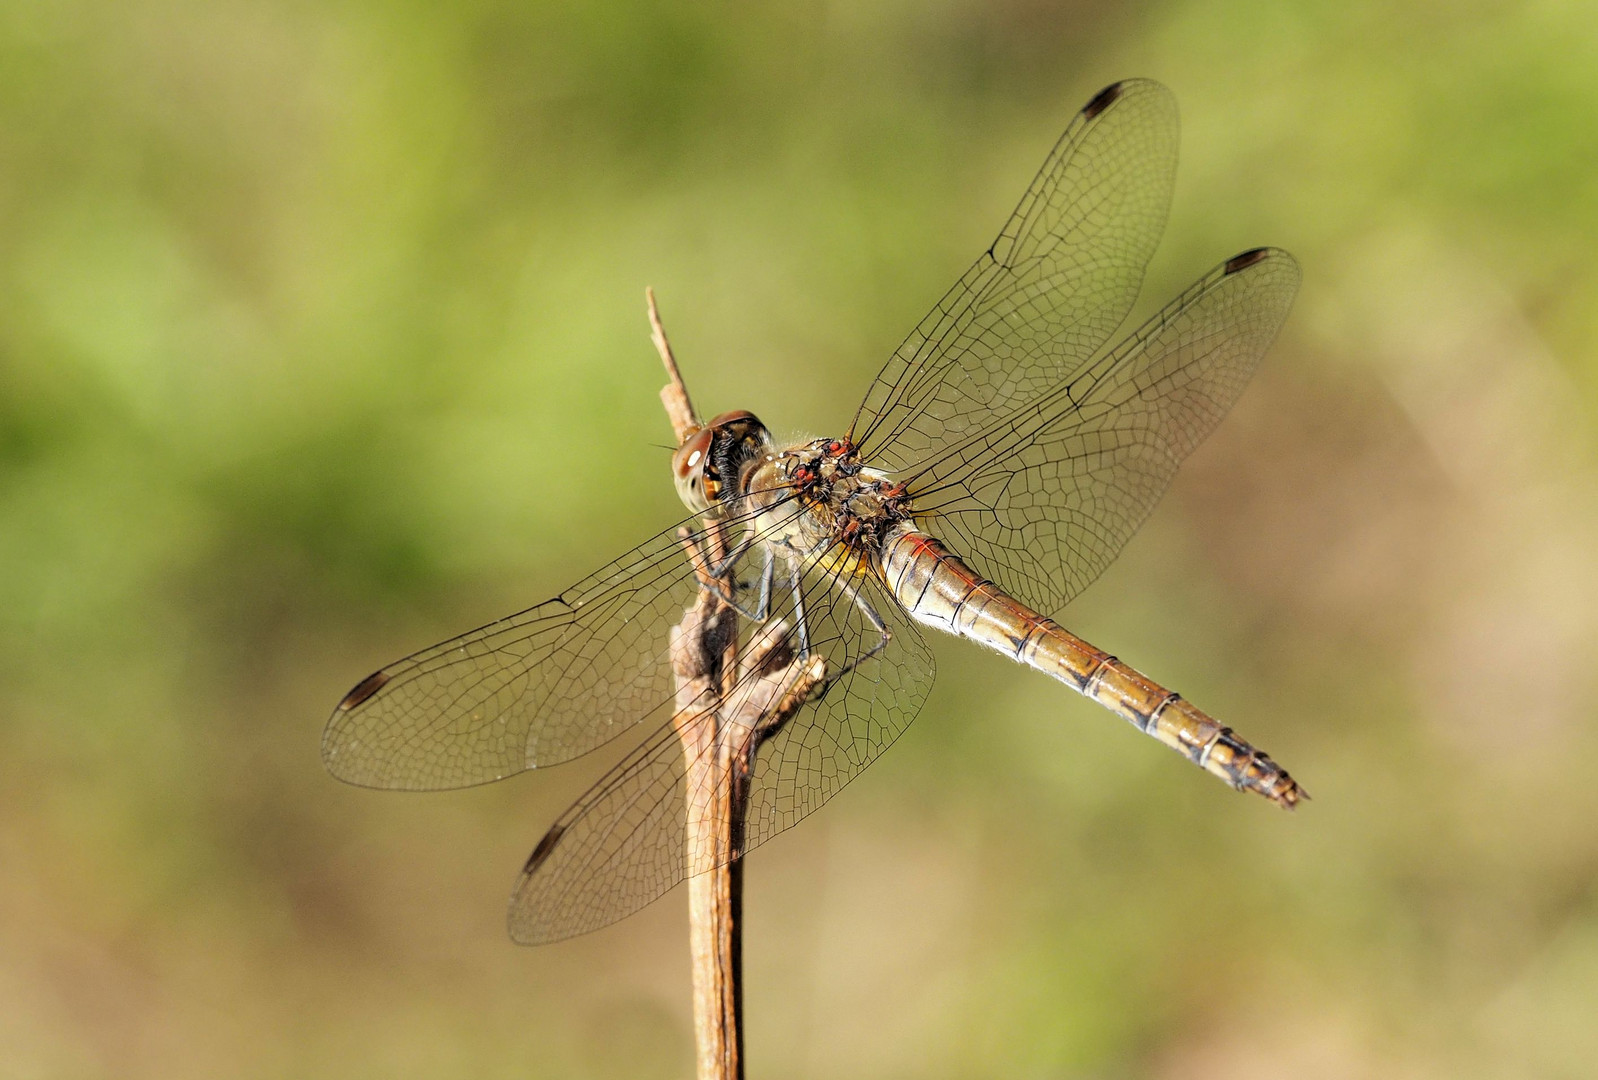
324,78,1306,944
671,409,774,514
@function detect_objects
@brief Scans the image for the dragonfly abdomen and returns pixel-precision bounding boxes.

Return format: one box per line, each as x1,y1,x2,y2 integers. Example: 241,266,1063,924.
880,526,1304,808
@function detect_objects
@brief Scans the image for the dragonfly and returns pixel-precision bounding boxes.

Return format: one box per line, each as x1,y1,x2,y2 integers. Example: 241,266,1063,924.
323,79,1304,944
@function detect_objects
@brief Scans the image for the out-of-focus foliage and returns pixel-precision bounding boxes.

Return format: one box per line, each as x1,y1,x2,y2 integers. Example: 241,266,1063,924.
3,1,1596,1077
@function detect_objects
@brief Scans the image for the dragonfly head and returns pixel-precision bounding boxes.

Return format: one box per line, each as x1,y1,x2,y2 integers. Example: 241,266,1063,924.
672,409,773,514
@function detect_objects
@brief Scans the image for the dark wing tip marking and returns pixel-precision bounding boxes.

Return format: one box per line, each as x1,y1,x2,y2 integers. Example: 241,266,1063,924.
1224,247,1272,275
338,669,390,711
522,824,566,875
1081,81,1127,120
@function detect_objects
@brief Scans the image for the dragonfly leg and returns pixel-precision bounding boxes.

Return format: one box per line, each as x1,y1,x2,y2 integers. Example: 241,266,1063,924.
743,546,775,621
789,562,812,658
701,534,773,622
706,531,757,579
816,579,893,694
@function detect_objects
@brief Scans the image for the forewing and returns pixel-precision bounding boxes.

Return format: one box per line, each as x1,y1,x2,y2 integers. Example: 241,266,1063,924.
323,515,735,790
507,561,934,944
909,248,1302,617
850,79,1178,472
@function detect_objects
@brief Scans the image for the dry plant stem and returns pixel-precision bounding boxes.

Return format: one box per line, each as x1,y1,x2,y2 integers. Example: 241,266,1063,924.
669,591,742,1080
653,288,826,1080
671,591,824,1080
671,591,825,1080
650,287,699,443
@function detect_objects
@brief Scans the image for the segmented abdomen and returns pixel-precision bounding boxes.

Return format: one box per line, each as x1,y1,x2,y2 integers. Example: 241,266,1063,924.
879,526,1304,808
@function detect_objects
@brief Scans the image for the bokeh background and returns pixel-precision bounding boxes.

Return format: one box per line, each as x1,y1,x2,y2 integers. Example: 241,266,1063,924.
4,1,1597,1077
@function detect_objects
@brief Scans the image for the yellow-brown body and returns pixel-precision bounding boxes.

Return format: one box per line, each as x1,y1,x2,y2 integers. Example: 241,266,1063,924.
879,526,1303,807
723,428,1302,808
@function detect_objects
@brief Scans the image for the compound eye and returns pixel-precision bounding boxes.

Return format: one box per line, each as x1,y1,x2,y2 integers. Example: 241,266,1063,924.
707,409,757,429
673,427,714,482
672,426,718,513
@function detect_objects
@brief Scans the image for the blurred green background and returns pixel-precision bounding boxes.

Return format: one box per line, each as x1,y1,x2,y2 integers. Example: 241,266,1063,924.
4,1,1597,1077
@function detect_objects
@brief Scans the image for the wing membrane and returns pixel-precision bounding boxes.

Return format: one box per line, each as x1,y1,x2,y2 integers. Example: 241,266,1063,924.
508,560,933,944
324,509,768,790
908,248,1301,616
851,79,1178,472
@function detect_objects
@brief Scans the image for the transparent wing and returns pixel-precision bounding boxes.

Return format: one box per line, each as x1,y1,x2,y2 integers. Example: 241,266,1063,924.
324,511,751,790
904,248,1302,616
849,79,1179,472
507,559,934,944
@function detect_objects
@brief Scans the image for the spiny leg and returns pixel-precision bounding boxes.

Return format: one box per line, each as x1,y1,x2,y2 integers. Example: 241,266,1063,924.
785,540,894,694
695,529,774,622
819,578,892,693
788,561,811,658
719,544,773,622
847,580,892,661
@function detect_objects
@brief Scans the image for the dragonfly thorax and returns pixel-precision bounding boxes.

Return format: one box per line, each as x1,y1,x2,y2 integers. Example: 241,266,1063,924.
743,437,913,558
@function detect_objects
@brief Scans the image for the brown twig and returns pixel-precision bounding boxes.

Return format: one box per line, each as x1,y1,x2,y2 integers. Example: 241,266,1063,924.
654,290,824,1080
651,287,700,444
